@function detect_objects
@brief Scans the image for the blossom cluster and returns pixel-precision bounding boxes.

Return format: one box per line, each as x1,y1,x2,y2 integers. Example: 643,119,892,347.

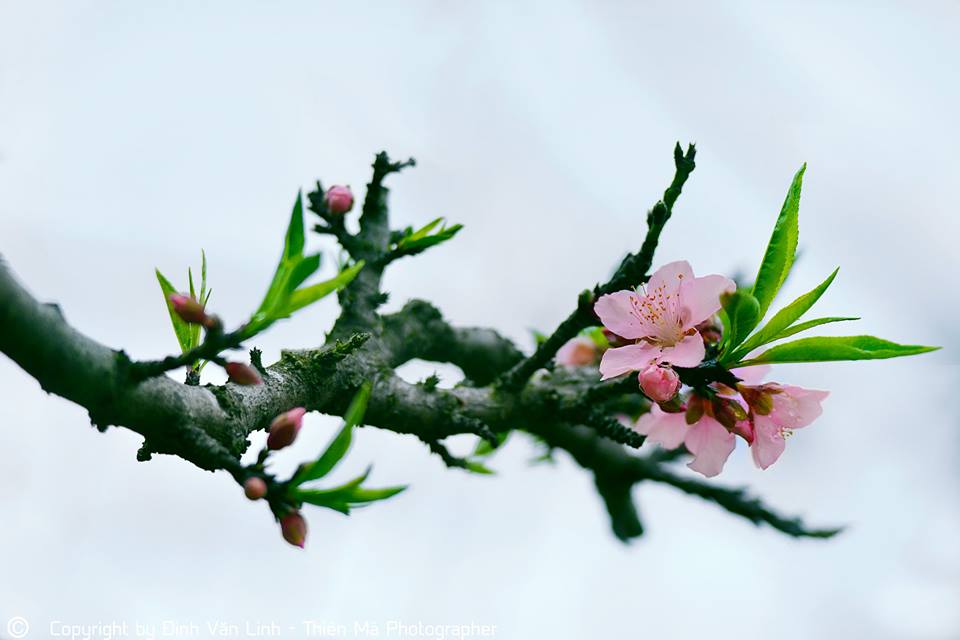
557,260,828,477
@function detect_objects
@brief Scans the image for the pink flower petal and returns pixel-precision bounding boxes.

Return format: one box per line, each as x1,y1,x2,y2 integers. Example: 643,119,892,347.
647,260,694,299
750,416,786,470
770,386,829,429
598,343,660,380
680,274,736,327
594,290,647,340
657,332,706,367
635,406,687,449
556,336,597,367
684,416,736,477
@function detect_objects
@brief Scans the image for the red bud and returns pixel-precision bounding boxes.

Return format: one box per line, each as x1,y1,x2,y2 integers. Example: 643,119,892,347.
225,362,262,385
267,407,306,450
324,185,354,215
243,477,268,500
280,511,307,548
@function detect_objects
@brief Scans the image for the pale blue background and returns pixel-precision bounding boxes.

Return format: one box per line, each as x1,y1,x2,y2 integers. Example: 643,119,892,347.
1,2,957,639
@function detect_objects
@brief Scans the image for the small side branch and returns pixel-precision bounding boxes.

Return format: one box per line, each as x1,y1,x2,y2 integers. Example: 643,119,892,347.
499,143,697,390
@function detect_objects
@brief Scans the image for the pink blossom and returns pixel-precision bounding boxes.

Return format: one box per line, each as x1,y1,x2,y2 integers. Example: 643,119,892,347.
595,261,735,380
638,364,680,403
748,385,829,470
267,407,307,450
634,404,736,478
324,185,354,215
556,336,597,367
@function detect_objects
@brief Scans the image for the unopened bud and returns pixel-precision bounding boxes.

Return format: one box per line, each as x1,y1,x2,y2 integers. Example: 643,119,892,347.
712,396,747,429
169,293,208,325
685,394,705,425
267,406,307,450
638,365,680,403
739,385,774,415
324,185,354,215
225,362,262,385
280,511,308,548
243,477,268,501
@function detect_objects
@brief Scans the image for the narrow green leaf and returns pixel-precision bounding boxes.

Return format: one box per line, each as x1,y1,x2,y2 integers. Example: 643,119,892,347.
292,382,372,484
200,249,208,301
752,165,805,318
725,268,839,363
286,253,322,294
720,290,761,353
464,460,495,475
344,485,407,503
284,191,305,261
294,490,352,514
472,432,509,457
186,267,201,349
738,335,939,366
155,268,192,353
773,316,860,341
281,261,364,317
395,218,463,254
399,217,443,245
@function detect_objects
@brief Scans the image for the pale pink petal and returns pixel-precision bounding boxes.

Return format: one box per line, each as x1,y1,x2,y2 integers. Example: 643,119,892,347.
657,332,706,367
555,336,596,367
770,386,829,429
731,365,771,386
684,416,736,477
594,290,647,340
680,274,737,327
647,260,694,299
598,343,660,380
635,406,687,450
750,416,786,470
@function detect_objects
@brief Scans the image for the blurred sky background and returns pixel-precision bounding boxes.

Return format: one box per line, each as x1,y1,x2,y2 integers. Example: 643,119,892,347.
1,1,958,639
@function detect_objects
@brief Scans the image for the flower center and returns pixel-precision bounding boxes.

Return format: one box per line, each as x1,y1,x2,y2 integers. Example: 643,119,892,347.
629,284,686,345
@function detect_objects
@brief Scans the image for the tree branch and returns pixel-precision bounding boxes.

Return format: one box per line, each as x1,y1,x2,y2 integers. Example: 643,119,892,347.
498,143,697,390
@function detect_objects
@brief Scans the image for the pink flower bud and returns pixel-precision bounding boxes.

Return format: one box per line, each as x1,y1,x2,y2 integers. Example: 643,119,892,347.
638,365,680,403
169,293,208,325
324,185,354,215
555,336,597,367
280,511,307,548
243,477,268,501
224,362,262,385
267,406,307,450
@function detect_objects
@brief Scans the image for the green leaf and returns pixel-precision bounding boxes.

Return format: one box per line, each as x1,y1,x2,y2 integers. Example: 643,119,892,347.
293,465,406,513
580,326,610,350
345,485,407,503
284,192,305,262
292,382,372,485
155,268,192,353
738,335,939,366
725,268,839,364
280,260,364,317
772,316,860,341
752,165,805,319
463,459,495,475
285,253,322,294
395,217,463,254
719,290,761,353
472,432,509,457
